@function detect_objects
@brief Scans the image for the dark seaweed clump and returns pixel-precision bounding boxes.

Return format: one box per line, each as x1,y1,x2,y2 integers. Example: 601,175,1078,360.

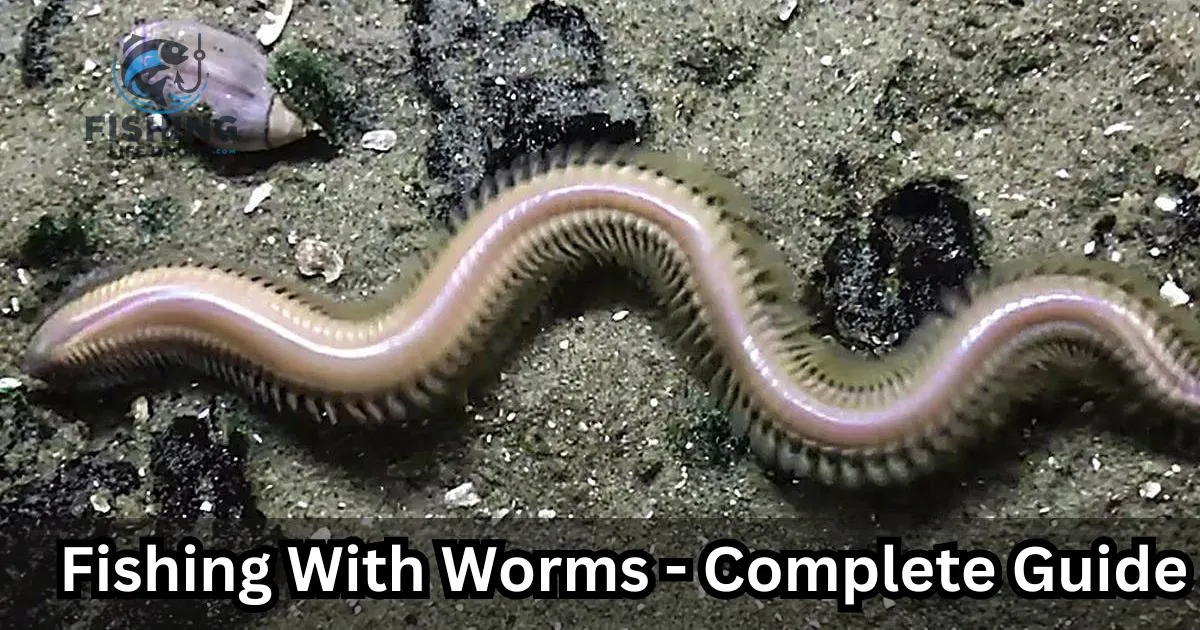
19,210,96,270
268,48,364,148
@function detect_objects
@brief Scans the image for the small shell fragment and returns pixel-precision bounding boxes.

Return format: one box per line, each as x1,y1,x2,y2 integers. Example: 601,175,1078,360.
1102,121,1134,137
256,0,295,46
778,0,799,22
243,182,273,214
295,238,344,284
361,129,398,152
1159,279,1191,307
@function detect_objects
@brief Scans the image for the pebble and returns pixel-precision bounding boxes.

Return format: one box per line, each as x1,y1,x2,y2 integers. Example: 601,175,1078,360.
130,396,150,422
1139,481,1162,500
361,129,398,152
537,508,557,518
1155,195,1179,212
243,182,273,214
0,377,23,392
445,482,481,508
89,492,111,513
612,310,630,322
294,238,344,284
1159,279,1191,306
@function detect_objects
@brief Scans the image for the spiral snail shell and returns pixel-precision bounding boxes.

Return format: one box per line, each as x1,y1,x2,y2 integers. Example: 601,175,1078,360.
114,19,308,152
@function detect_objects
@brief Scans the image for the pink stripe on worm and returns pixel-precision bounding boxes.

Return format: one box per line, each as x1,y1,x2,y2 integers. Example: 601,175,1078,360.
20,145,1200,487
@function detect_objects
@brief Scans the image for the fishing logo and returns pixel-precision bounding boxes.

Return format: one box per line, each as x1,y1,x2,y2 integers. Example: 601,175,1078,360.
89,23,238,158
111,24,209,116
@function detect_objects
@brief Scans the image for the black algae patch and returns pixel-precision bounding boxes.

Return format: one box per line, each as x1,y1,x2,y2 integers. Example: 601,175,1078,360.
149,414,261,522
410,0,652,223
20,0,71,88
19,210,96,270
0,453,141,626
0,402,271,627
807,178,986,354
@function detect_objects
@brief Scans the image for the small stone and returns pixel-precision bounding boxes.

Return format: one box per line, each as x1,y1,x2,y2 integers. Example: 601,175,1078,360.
445,482,481,508
0,376,23,392
537,508,557,518
130,396,150,422
243,182,273,214
199,500,214,512
85,4,102,17
612,310,630,322
295,238,344,284
361,129,398,152
1160,279,1191,307
89,492,111,513
1155,195,1179,212
1139,481,1162,500
82,59,98,73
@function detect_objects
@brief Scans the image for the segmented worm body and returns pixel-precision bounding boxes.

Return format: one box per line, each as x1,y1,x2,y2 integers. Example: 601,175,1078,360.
22,145,1200,486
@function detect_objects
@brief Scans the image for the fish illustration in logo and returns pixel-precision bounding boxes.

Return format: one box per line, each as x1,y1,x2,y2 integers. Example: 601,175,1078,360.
113,26,209,115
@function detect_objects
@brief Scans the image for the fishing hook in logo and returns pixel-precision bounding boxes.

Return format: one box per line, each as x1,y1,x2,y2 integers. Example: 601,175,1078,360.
173,33,206,95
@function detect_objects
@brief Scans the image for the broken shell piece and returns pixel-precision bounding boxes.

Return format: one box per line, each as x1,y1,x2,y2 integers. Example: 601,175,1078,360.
256,0,295,47
114,20,307,152
361,129,397,152
295,238,344,284
243,182,273,214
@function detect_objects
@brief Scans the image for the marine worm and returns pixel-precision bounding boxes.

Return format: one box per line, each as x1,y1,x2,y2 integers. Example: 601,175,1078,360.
21,145,1200,487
